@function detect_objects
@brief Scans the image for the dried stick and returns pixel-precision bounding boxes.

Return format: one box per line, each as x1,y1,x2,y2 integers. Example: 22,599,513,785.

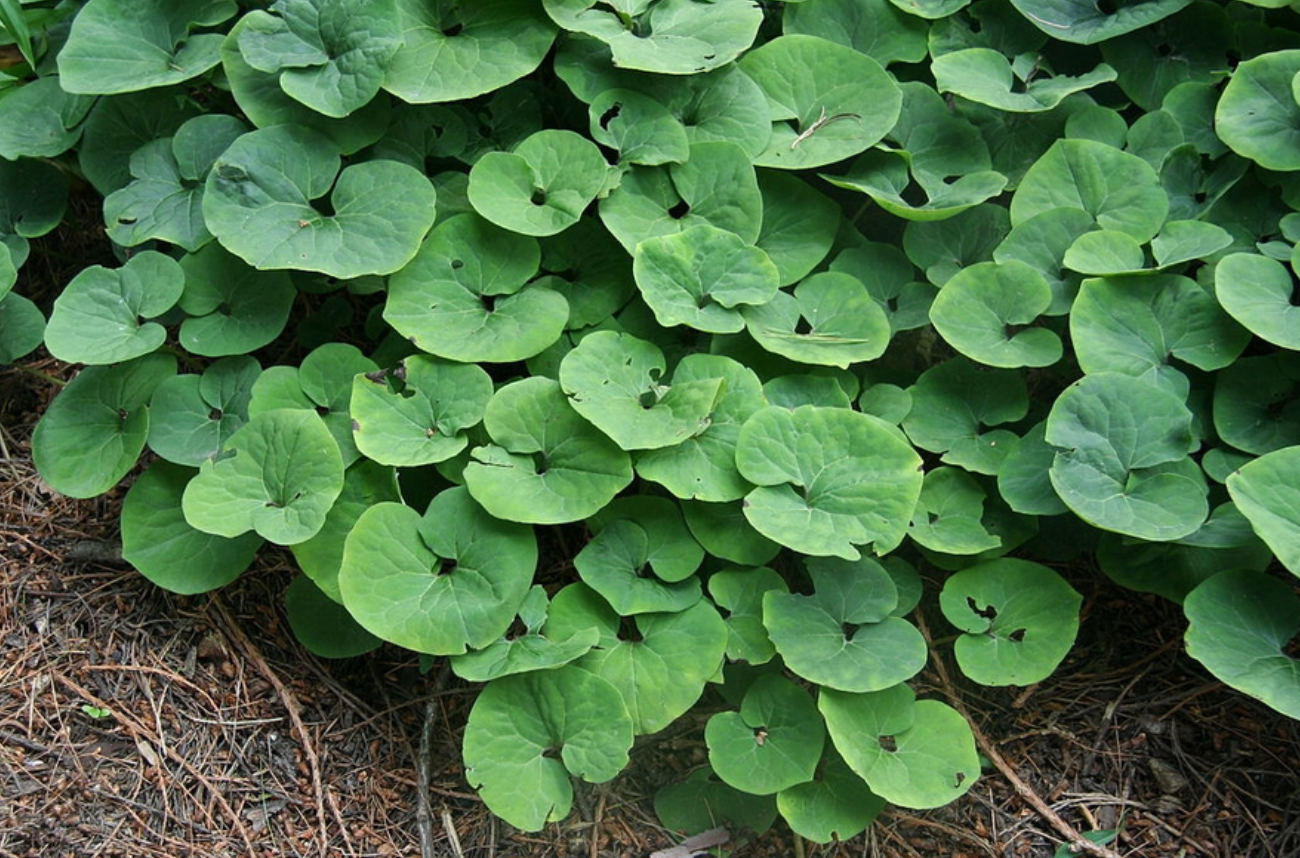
54,673,259,857
212,596,351,858
417,662,453,858
915,612,1125,858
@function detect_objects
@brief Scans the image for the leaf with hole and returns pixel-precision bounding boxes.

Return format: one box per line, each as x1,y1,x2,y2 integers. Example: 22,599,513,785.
468,129,608,237
908,467,1003,556
351,357,492,467
706,675,825,795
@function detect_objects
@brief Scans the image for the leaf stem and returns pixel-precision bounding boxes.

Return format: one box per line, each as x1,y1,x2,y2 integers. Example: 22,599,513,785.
4,363,67,387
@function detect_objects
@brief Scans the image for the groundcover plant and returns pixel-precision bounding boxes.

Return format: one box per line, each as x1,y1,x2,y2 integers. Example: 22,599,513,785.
4,0,1300,843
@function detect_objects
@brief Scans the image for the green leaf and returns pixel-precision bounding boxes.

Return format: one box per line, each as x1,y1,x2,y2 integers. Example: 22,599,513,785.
940,559,1082,686
784,0,928,67
706,675,825,795
599,140,763,253
738,35,902,170
1062,230,1146,276
1184,570,1300,719
764,556,927,693
736,405,924,559
742,272,892,368
708,566,787,666
177,244,296,357
181,409,345,544
338,488,536,654
32,353,177,498
0,157,67,263
290,459,400,601
58,0,236,94
543,0,762,75
1008,0,1193,45
284,575,382,659
468,129,608,237
902,357,1028,475
634,353,767,502
908,467,1003,556
777,750,885,844
451,586,600,682
1071,274,1250,390
465,377,633,524
1227,446,1300,577
0,77,94,160
998,422,1069,516
560,331,724,451
463,666,633,831
904,203,1009,286
78,90,205,195
993,207,1096,316
682,500,781,566
934,48,1117,112
823,149,1008,222
203,124,437,278
384,0,555,103
1011,138,1169,243
929,260,1062,368
820,684,980,809
1046,373,1206,541
103,115,248,252
588,88,689,166
0,292,44,364
573,521,701,615
755,171,840,287
589,495,705,584
1214,253,1300,349
1150,220,1232,269
44,252,184,366
351,357,493,467
633,225,780,334
235,0,402,118
121,461,263,594
1213,355,1300,456
829,242,932,331
1215,49,1300,171
888,0,971,18
385,213,568,363
147,357,260,467
656,768,778,836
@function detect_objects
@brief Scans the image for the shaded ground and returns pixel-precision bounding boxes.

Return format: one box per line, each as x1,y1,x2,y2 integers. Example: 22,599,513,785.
3,362,1300,858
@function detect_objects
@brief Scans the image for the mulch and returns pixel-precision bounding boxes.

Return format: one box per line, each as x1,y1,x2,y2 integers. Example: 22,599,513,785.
3,360,1299,858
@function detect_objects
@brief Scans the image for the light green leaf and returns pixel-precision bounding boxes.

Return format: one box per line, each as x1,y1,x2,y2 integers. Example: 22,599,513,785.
468,129,608,237
0,77,94,160
783,0,928,67
385,213,567,363
820,684,980,809
573,520,701,615
44,252,184,365
633,225,780,334
560,331,724,451
32,353,176,498
1227,446,1300,577
1008,0,1193,45
0,292,44,364
736,405,924,559
204,124,437,278
682,500,781,567
777,750,885,844
121,461,263,594
588,495,705,584
765,556,926,693
147,357,260,467
935,48,1116,112
1214,253,1300,349
739,35,903,170
929,260,1062,368
708,566,787,666
181,409,345,544
1062,230,1146,276
823,149,1008,222
1150,220,1233,269
908,468,1003,556
997,422,1069,516
58,0,237,94
351,357,493,467
993,206,1096,316
755,171,840,287
1215,49,1300,171
706,675,825,795
339,488,536,654
177,244,296,357
589,88,689,166
742,272,892,369
1184,570,1300,718
451,586,600,682
904,203,1009,286
940,559,1082,686
465,377,633,524
463,666,633,831
902,358,1028,475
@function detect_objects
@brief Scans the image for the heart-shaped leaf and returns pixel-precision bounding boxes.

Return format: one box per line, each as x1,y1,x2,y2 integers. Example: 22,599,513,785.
385,213,568,363
451,586,600,682
177,244,296,357
58,0,237,94
338,488,536,653
147,356,261,466
588,495,705,584
588,88,690,166
1184,570,1300,719
934,48,1116,112
32,353,176,498
784,0,928,67
468,129,608,237
1214,253,1300,350
204,124,437,278
44,251,184,365
940,558,1082,686
1214,49,1300,171
736,405,924,559
908,467,1003,556
777,750,885,844
0,292,45,364
742,272,892,368
284,575,382,659
0,77,94,160
465,377,633,524
706,675,825,795
573,521,702,615
655,768,778,836
121,461,263,594
1213,355,1300,456
463,666,633,831
928,260,1062,368
1227,446,1300,577
820,684,979,809
765,556,927,692
181,408,345,545
708,566,787,666
902,357,1028,475
682,500,781,567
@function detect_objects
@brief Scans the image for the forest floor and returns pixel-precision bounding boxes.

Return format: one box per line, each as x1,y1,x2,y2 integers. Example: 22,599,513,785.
3,362,1299,858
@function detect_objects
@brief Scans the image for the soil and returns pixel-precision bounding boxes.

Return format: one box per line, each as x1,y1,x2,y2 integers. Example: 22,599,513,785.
3,359,1300,858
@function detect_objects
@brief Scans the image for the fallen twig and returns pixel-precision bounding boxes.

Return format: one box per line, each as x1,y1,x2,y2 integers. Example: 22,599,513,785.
649,826,729,858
